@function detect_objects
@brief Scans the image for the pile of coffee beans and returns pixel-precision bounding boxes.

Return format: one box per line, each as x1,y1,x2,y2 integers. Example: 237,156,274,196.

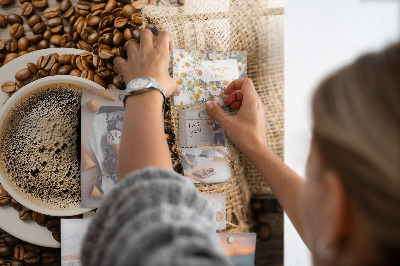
0,228,60,265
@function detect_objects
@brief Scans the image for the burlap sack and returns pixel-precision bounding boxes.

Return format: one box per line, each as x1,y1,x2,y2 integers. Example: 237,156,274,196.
143,0,284,232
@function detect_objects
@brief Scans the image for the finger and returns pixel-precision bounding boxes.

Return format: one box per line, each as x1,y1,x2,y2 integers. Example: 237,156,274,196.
126,40,139,58
205,102,231,128
173,85,182,96
230,101,242,109
224,78,256,98
113,56,127,73
223,90,243,106
139,29,154,52
156,31,171,52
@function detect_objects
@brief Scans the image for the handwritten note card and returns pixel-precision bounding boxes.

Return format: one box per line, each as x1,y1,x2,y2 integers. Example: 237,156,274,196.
173,49,247,106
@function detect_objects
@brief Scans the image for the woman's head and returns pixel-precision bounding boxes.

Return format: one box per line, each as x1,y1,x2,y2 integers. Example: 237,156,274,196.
302,43,400,265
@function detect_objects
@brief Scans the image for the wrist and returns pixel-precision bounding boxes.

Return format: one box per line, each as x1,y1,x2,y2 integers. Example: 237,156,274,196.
125,90,164,110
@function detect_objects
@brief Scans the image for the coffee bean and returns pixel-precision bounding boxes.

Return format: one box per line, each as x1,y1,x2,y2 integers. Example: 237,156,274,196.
64,25,72,35
50,62,61,76
23,251,40,263
78,40,91,51
0,244,12,257
19,208,32,220
88,15,101,27
132,13,143,24
0,14,7,28
103,32,113,46
7,14,23,25
58,64,73,75
145,23,158,35
0,196,11,206
31,0,47,8
5,38,18,53
25,244,40,254
124,28,134,41
13,67,31,81
13,244,24,260
105,0,117,12
0,0,12,5
10,23,24,39
17,37,29,51
29,34,43,44
4,53,18,64
91,3,106,12
32,21,46,34
81,69,94,81
132,0,146,9
57,54,72,65
10,197,21,210
69,69,81,77
113,31,124,46
20,2,34,17
37,69,49,78
42,29,53,40
4,235,19,246
87,31,100,45
46,17,62,28
27,14,42,28
27,62,38,75
59,0,71,13
94,74,107,87
41,251,57,263
77,1,91,11
114,17,128,29
50,24,64,34
1,81,16,93
36,39,50,50
122,4,135,19
41,54,56,71
31,211,45,224
52,228,61,242
49,34,61,46
0,39,5,51
11,261,23,266
44,7,59,18
59,34,72,47
63,6,75,19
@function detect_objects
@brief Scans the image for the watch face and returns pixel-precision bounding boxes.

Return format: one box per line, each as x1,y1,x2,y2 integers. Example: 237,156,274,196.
131,77,151,89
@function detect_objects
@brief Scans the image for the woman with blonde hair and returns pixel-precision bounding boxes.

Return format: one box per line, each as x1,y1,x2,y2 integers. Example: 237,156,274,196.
82,29,399,266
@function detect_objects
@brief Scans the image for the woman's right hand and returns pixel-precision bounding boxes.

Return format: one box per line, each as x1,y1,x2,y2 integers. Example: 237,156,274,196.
205,78,268,155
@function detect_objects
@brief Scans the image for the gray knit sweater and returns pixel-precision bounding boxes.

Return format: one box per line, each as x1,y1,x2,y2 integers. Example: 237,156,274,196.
81,167,232,266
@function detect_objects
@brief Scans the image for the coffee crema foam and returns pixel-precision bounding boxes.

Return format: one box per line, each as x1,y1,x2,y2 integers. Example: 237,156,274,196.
0,83,83,210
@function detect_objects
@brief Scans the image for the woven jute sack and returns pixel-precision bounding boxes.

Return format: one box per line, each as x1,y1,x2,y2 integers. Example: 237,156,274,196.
142,0,284,232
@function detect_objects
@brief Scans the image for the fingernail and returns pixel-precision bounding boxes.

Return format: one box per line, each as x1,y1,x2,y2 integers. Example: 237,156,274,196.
206,101,214,112
177,85,182,95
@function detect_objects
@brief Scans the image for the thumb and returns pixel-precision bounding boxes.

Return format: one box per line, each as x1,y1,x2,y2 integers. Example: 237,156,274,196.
205,102,231,127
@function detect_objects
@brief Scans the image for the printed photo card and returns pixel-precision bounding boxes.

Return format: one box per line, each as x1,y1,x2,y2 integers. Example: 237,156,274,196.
218,233,257,266
181,147,231,184
80,89,124,208
173,49,247,107
204,193,227,230
61,219,92,266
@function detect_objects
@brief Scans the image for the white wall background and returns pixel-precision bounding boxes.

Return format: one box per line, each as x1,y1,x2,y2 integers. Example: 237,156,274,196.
284,0,399,265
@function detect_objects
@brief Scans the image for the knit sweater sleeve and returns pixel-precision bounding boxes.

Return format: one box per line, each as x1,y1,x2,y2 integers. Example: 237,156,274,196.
81,167,232,266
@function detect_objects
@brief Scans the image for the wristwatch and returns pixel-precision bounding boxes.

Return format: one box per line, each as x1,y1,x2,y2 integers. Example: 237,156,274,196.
121,77,166,107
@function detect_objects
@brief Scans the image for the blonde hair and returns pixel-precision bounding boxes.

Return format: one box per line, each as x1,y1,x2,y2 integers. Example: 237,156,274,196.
312,43,400,264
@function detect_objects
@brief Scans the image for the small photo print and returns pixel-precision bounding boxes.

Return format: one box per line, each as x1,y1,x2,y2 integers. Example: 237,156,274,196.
204,193,226,230
61,219,92,266
218,233,257,266
181,147,231,184
179,108,225,148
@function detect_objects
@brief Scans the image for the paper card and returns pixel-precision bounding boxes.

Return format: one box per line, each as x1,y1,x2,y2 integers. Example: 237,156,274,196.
173,49,247,106
179,108,226,148
61,219,92,266
204,193,226,230
80,89,124,208
181,147,231,184
218,233,257,266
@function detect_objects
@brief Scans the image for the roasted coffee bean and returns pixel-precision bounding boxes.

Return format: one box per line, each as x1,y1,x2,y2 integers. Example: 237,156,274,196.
103,32,113,46
1,81,16,93
4,235,19,246
31,0,47,8
57,54,72,64
64,25,72,35
113,31,124,46
115,47,126,58
71,54,79,67
0,0,12,5
27,14,42,28
10,23,24,39
37,55,44,69
0,244,12,257
20,2,34,17
63,6,75,19
76,56,89,71
41,251,57,263
42,29,53,40
52,228,61,242
0,196,11,205
4,53,18,64
26,62,38,75
105,0,117,12
25,244,40,254
7,14,23,25
58,64,73,75
13,244,24,260
18,50,28,56
29,34,43,44
132,0,146,9
0,15,7,29
114,17,128,29
59,0,71,13
99,45,114,60
44,7,59,18
77,1,91,11
31,211,45,224
59,34,72,47
17,37,29,51
36,39,50,50
49,34,61,46
91,3,105,12
32,21,46,34
19,209,31,220
50,62,61,75
87,31,100,45
5,38,18,53
47,17,62,28
41,54,56,71
10,198,21,211
88,15,101,27
50,24,63,34
94,74,107,87
122,4,135,19
23,252,40,263
145,23,158,35
11,261,24,266
64,42,76,48
124,28,134,41
78,40,91,51
69,69,81,77
37,69,49,78
0,39,6,51
99,16,112,30
81,69,94,81
13,68,31,81
132,13,142,24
